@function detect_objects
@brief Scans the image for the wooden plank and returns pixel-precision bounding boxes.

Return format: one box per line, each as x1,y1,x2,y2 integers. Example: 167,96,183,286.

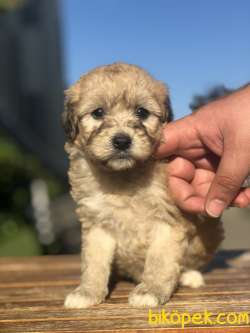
0,251,249,332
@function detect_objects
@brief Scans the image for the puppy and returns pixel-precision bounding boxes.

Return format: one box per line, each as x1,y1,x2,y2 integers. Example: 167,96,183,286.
62,63,224,308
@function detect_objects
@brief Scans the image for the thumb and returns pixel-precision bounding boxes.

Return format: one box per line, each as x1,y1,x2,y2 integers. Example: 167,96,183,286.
156,114,198,158
205,144,250,217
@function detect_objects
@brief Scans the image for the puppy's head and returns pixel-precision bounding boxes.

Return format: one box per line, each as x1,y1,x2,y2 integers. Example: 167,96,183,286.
62,63,173,171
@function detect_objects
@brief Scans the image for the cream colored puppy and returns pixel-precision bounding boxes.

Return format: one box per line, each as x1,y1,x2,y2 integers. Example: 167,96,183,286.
62,63,224,308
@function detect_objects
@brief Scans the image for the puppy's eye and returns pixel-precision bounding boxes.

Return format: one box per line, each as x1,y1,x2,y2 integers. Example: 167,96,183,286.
135,107,150,120
91,108,105,119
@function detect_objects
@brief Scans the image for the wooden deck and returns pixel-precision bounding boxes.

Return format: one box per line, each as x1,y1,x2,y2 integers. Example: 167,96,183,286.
0,250,250,332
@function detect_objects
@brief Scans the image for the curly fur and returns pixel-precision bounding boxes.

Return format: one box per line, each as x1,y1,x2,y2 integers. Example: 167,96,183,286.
62,63,224,308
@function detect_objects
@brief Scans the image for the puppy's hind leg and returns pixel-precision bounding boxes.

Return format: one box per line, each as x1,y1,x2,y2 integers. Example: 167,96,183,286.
129,223,187,307
180,270,205,288
64,227,116,309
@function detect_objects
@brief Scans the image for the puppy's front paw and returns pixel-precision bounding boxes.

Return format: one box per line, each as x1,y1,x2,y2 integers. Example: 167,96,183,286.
64,287,104,309
129,283,161,307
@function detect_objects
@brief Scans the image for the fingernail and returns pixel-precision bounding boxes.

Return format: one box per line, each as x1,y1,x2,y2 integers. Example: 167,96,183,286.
206,199,226,218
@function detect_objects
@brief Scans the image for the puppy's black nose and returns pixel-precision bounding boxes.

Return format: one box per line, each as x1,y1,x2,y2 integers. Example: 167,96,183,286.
112,134,132,150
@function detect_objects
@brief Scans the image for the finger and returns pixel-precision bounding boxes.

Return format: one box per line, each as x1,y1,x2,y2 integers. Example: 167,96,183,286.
168,176,205,213
167,157,195,182
245,188,250,202
233,188,250,208
156,114,201,158
191,169,215,196
193,154,220,172
205,143,250,217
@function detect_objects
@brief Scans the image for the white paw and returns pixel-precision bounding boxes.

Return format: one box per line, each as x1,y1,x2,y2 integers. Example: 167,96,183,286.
128,283,160,307
129,292,159,307
180,270,205,288
64,289,101,309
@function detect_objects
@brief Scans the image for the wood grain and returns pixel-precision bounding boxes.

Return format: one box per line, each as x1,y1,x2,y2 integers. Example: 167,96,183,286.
0,250,249,332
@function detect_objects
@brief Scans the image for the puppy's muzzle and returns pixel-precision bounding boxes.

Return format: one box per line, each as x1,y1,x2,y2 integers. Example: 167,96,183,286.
112,133,132,151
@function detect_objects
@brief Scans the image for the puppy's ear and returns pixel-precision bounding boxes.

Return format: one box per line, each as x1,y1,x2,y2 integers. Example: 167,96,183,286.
164,95,173,122
154,82,174,123
62,83,81,142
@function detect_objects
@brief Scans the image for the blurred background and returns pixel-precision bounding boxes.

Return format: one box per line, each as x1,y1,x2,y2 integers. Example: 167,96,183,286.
0,0,249,256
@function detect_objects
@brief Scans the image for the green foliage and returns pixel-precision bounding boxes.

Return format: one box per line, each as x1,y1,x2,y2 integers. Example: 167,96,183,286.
0,0,25,12
0,216,42,256
0,131,64,255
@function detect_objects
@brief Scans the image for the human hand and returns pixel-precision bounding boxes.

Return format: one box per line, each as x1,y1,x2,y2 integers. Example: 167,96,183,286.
156,85,250,217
